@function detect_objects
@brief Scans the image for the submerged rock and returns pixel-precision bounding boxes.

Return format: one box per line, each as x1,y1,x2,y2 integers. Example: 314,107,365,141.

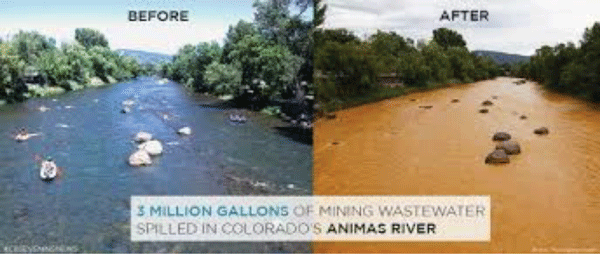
121,107,131,114
496,140,521,155
492,132,511,141
419,105,433,109
138,140,163,156
491,95,498,99
482,100,493,106
134,132,152,143
520,115,527,120
325,112,336,119
128,150,152,167
451,99,460,103
178,127,192,135
479,108,489,113
534,127,549,135
485,149,510,164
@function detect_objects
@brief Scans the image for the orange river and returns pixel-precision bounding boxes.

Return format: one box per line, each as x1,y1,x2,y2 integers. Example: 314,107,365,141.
313,77,600,253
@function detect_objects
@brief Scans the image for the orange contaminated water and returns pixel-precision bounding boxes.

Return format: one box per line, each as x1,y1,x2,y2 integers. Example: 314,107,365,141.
313,77,600,253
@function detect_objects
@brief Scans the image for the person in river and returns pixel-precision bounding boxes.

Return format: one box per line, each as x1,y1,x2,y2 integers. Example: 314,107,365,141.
40,156,58,180
14,128,29,142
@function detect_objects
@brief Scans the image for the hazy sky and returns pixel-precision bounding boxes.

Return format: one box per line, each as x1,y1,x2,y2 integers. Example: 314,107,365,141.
322,0,600,56
0,0,255,55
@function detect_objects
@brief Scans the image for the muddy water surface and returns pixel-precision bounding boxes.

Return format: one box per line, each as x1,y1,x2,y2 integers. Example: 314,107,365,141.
314,77,600,252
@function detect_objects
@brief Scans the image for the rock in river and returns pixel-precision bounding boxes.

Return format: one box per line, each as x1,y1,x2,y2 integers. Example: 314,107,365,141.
451,99,460,103
534,127,549,135
178,127,192,135
128,150,152,167
520,115,527,120
492,132,511,141
122,99,135,107
479,108,489,114
496,140,521,155
485,149,510,164
482,100,494,106
138,140,163,156
134,132,152,143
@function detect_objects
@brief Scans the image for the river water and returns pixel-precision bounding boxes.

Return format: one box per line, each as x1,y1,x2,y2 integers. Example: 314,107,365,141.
0,77,311,252
314,77,600,252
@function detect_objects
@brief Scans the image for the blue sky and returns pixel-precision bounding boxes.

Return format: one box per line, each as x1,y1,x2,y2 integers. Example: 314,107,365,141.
0,0,256,54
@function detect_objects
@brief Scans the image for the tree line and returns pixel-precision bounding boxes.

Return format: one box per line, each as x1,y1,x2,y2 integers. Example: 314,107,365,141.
511,22,600,102
159,0,313,107
0,28,144,103
314,26,502,108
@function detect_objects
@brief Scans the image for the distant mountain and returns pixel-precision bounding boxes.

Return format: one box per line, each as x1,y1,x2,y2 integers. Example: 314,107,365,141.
116,49,172,65
472,50,530,65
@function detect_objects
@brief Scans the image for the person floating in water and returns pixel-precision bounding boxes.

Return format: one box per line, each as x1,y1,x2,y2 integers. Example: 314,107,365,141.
40,156,58,181
14,127,41,142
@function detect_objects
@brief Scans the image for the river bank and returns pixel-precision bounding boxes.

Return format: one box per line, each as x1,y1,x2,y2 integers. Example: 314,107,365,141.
314,77,600,252
319,80,471,114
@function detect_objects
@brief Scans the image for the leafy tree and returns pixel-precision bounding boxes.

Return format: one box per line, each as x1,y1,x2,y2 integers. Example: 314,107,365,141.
204,62,242,95
75,28,109,49
433,28,467,49
11,31,55,63
421,41,451,83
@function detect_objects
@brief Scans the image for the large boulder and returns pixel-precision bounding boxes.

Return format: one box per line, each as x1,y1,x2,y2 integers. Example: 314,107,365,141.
138,140,163,156
178,127,192,136
534,127,549,135
496,140,521,155
128,150,152,167
492,132,511,141
485,149,510,164
134,132,152,143
89,77,105,86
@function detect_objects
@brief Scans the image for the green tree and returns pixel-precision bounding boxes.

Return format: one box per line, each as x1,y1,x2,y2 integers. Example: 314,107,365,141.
75,28,109,49
432,28,467,50
203,61,242,95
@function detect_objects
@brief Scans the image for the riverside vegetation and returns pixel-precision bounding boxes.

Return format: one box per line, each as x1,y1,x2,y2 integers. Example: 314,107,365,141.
315,27,503,112
0,28,145,104
158,0,314,126
314,0,502,113
511,22,600,102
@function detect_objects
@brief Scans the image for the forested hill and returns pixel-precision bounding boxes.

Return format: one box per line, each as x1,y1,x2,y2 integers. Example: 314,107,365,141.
116,49,172,65
472,50,530,65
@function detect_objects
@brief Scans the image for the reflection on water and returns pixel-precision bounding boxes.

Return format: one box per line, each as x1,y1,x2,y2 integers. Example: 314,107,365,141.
314,77,600,252
0,77,311,252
